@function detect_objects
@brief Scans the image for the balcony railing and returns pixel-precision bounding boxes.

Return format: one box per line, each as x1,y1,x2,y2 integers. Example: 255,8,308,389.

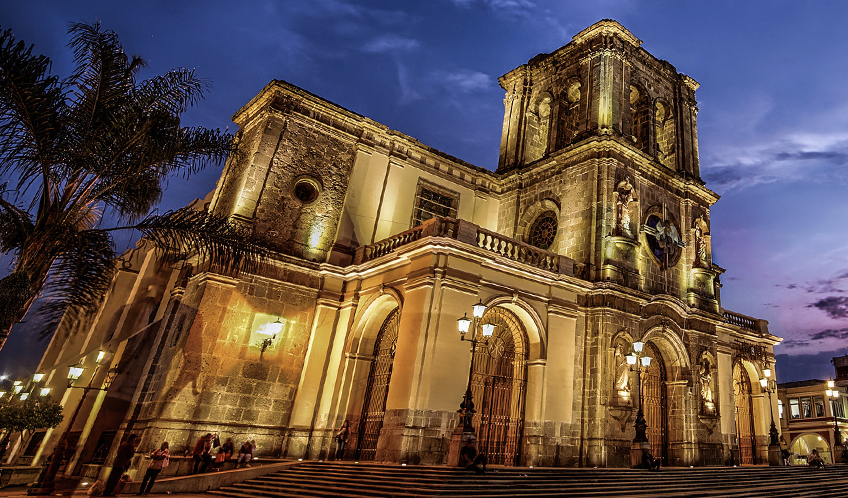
353,217,573,276
723,310,761,332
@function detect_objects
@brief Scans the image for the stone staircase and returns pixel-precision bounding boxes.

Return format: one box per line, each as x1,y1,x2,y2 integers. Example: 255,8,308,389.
207,462,848,497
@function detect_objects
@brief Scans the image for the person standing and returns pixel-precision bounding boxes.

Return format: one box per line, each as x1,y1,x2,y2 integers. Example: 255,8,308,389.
191,434,213,474
103,434,139,496
335,420,350,460
137,442,169,495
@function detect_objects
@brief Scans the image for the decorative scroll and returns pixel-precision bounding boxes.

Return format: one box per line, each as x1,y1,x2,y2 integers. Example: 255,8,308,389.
732,341,767,362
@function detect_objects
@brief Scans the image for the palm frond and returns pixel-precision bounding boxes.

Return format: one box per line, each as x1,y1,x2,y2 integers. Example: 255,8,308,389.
134,68,209,116
0,26,64,191
39,229,116,321
115,207,267,274
0,271,32,332
90,122,233,220
0,185,34,253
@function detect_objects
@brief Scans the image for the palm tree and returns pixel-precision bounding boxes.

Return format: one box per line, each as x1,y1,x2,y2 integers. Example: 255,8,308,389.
0,22,264,352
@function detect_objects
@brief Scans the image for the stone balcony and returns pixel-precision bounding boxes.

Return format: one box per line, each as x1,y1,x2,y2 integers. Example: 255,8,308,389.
352,216,574,277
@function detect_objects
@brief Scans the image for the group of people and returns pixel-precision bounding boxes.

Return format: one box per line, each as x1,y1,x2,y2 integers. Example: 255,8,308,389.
191,433,257,473
86,433,258,496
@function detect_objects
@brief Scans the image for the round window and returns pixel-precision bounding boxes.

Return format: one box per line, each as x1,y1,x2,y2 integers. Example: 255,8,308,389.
645,214,682,268
528,211,558,250
293,178,320,204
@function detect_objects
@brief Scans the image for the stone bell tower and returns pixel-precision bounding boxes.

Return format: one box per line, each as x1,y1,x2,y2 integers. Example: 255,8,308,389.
496,20,719,310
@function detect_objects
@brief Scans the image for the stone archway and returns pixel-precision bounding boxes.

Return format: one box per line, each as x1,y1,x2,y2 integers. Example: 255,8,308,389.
471,306,528,466
639,320,694,467
643,341,668,464
337,288,403,459
733,361,757,465
355,307,401,461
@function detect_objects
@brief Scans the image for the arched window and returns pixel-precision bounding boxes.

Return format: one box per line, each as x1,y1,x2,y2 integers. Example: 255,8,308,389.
630,85,650,153
555,80,581,150
655,101,676,169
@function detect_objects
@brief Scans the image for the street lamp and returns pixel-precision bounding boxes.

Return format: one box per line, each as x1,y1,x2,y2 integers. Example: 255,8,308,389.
456,300,494,434
625,341,652,445
825,380,842,461
28,357,118,496
759,367,782,466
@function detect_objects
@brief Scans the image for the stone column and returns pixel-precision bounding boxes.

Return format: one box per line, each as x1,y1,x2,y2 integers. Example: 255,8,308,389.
373,274,437,463
287,300,344,458
230,112,287,221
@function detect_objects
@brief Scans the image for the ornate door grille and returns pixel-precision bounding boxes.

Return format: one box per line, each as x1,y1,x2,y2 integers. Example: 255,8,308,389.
356,308,400,461
643,342,668,464
734,363,757,465
471,307,527,466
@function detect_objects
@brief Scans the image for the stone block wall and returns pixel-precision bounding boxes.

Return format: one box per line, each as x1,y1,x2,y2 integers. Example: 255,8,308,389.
254,118,357,261
132,265,320,457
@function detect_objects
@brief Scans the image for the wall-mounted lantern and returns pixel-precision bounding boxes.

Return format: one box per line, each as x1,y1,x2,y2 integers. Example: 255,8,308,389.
258,318,284,353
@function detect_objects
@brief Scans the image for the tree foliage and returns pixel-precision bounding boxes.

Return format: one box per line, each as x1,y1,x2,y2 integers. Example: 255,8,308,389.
0,397,63,434
0,22,266,349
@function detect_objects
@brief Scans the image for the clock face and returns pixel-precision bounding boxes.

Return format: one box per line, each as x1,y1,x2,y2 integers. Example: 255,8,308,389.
645,214,682,268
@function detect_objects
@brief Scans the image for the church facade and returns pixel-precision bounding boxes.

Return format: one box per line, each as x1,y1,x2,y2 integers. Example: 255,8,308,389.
19,20,780,476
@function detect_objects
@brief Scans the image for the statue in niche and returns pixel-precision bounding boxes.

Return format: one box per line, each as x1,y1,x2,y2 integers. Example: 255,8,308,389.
614,342,631,396
693,216,709,268
699,357,715,413
615,179,636,238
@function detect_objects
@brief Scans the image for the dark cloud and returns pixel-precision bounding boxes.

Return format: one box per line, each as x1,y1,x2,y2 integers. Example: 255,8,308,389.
773,150,848,164
702,166,746,186
786,283,797,289
808,296,848,319
809,328,848,341
780,339,810,349
774,346,848,383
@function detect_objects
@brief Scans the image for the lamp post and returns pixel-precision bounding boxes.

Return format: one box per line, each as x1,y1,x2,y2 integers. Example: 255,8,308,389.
825,380,842,463
28,352,117,496
456,300,495,433
626,342,652,444
625,341,652,467
759,367,781,466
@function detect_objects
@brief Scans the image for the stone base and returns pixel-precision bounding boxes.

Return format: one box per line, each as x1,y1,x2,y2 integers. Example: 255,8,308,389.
768,444,781,466
446,426,473,467
630,440,650,468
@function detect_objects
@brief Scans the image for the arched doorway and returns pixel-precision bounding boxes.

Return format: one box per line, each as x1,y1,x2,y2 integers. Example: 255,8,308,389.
355,308,400,460
471,307,528,465
733,362,757,465
790,433,831,465
643,341,668,464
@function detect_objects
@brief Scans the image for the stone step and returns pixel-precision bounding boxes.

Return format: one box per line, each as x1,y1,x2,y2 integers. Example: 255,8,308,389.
207,462,848,498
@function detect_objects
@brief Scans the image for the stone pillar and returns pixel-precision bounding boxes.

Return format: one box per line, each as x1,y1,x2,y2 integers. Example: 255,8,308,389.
542,309,578,466
230,113,286,220
287,300,343,458
373,275,437,463
717,348,735,464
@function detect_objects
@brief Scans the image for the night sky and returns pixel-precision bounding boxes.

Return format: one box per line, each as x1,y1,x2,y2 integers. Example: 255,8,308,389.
1,1,847,382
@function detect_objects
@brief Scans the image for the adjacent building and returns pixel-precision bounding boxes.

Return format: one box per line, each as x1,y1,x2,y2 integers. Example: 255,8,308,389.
7,20,780,479
776,357,848,464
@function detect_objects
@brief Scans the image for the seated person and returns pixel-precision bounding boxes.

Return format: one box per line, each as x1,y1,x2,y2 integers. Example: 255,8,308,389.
807,449,826,469
639,447,661,471
459,436,487,474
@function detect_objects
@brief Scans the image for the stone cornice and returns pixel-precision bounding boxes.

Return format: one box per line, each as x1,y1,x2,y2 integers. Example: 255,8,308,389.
572,20,642,48
499,135,719,206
